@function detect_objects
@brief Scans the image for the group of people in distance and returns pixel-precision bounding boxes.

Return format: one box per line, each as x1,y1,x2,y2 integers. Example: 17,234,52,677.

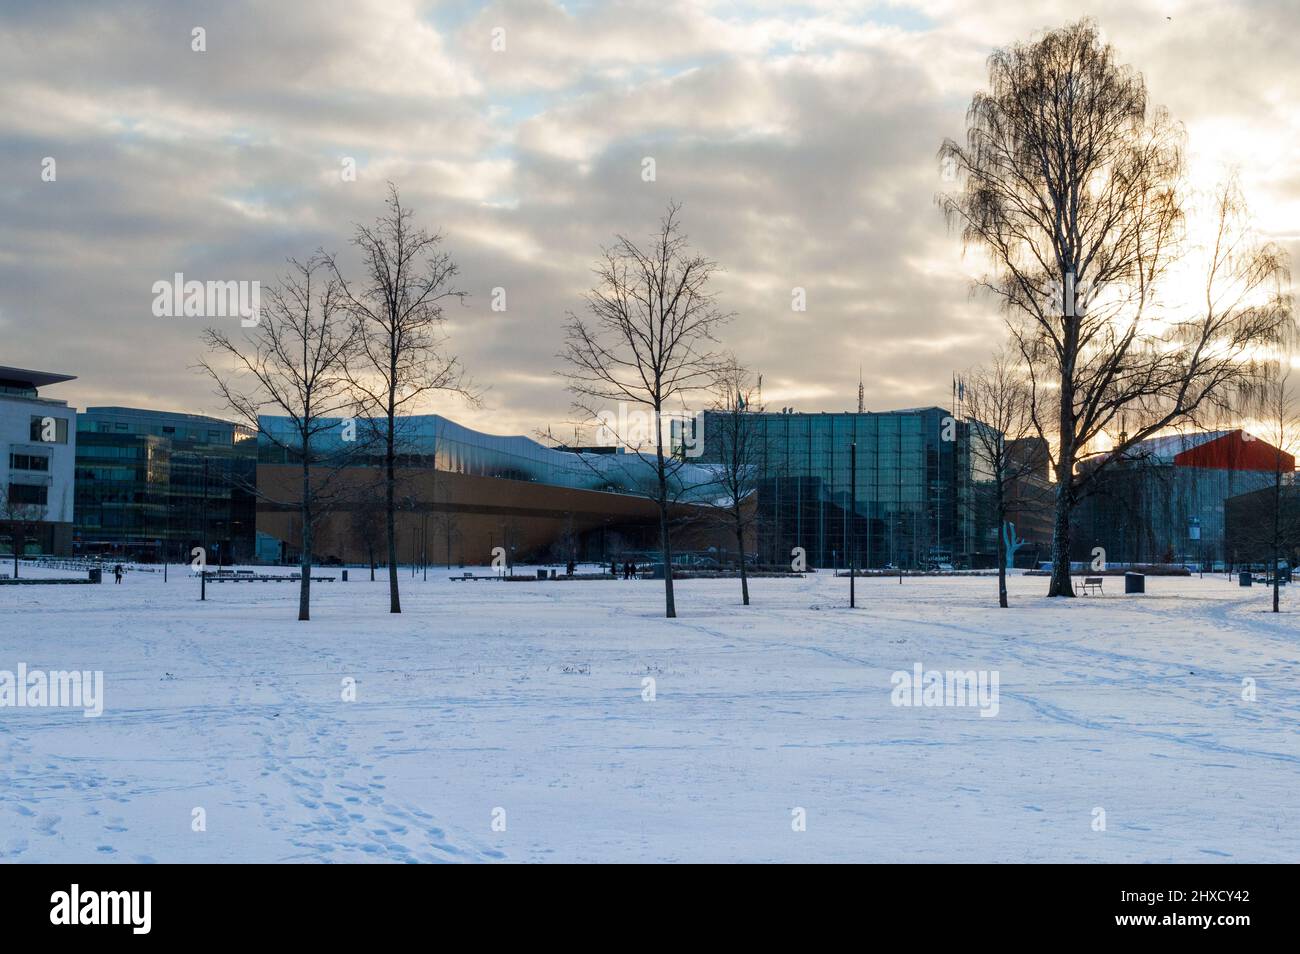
611,560,639,580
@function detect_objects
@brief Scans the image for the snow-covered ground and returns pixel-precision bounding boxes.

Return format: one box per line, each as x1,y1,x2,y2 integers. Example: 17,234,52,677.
2,565,1297,863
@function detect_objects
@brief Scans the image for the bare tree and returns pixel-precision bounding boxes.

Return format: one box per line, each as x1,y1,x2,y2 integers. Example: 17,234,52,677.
0,488,44,579
700,361,764,605
328,183,471,614
199,256,359,621
559,202,733,618
431,511,461,568
939,19,1292,597
349,489,386,581
427,465,461,569
1245,339,1300,612
497,518,523,573
963,352,1048,607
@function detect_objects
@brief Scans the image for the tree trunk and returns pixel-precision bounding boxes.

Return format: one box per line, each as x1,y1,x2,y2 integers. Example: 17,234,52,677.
1273,545,1281,613
298,462,312,622
385,411,400,614
1273,471,1282,613
1047,319,1080,598
997,514,1008,610
654,407,676,618
659,499,676,618
1048,388,1077,597
736,519,749,606
994,455,1010,607
1047,485,1075,598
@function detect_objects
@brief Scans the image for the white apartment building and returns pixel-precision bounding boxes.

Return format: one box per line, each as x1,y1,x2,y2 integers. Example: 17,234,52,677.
0,365,78,555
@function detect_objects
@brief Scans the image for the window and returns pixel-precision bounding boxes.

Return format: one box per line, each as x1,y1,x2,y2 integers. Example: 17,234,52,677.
29,415,69,444
6,484,48,506
8,453,50,472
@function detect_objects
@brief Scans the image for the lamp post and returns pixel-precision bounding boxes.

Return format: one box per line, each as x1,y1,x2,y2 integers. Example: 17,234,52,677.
200,458,208,602
849,441,857,608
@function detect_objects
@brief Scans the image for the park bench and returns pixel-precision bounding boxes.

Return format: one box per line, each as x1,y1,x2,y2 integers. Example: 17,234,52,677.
1078,576,1104,595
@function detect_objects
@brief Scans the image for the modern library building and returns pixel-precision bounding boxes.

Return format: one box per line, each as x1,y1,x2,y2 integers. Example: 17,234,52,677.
694,406,1006,570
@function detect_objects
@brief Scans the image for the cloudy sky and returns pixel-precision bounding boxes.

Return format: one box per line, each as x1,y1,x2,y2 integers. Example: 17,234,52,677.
2,0,1296,438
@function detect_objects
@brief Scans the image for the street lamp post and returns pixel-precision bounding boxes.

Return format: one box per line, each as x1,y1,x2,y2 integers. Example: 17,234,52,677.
849,441,857,608
200,458,208,602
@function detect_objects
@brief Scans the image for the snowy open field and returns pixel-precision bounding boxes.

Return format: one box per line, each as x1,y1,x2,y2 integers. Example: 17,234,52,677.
2,566,1297,863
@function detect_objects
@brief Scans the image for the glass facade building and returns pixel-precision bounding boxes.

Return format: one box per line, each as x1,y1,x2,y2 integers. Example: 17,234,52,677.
1071,430,1289,567
698,407,990,569
255,413,725,566
74,407,257,562
256,414,717,503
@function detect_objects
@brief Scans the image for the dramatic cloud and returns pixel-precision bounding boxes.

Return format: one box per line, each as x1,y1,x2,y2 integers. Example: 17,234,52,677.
1,0,1295,436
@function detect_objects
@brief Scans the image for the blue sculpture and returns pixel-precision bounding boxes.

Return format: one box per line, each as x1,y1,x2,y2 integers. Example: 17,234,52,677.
1001,521,1025,570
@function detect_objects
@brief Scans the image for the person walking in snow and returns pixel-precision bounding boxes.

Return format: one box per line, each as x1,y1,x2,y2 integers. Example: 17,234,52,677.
113,563,123,584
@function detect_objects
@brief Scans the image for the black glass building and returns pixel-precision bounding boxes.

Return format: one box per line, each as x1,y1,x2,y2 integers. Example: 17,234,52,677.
1071,430,1288,568
73,407,257,563
697,407,992,569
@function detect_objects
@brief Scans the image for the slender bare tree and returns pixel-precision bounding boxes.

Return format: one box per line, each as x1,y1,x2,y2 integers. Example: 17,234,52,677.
700,360,764,605
426,464,462,569
939,19,1292,596
327,183,472,614
0,488,44,579
962,351,1049,607
349,490,386,582
559,202,733,618
1245,337,1300,612
199,255,359,621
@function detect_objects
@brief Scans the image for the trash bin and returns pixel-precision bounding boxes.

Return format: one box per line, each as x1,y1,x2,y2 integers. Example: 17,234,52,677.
341,569,348,582
536,568,547,580
549,569,557,579
1125,572,1145,594
1239,571,1252,587
88,567,102,584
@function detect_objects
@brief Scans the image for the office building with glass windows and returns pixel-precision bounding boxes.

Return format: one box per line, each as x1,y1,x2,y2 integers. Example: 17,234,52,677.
1225,484,1300,567
695,406,996,569
73,407,257,563
255,414,723,566
1071,430,1292,567
0,364,78,556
